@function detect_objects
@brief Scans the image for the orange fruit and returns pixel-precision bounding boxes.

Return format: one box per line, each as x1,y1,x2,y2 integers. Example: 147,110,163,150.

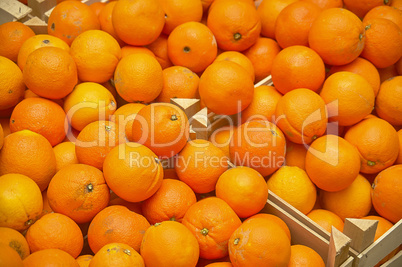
155,66,200,103
98,2,126,46
121,46,155,58
257,0,298,39
0,244,24,267
392,0,402,9
47,164,110,224
271,46,325,94
328,57,381,96
344,117,399,174
140,221,199,267
0,227,30,259
70,30,121,83
10,98,67,146
301,0,343,9
89,2,106,17
0,130,56,191
108,194,143,215
103,143,163,202
228,217,291,266
305,135,361,192
132,103,189,158
112,0,164,46
245,213,291,241
90,243,144,267
307,209,344,233
25,213,83,258
363,5,402,30
64,82,116,131
199,61,254,115
275,1,322,48
378,65,399,83
207,0,261,51
209,126,235,159
375,76,402,125
0,22,35,62
23,249,79,267
343,0,391,18
0,56,25,111
17,34,69,71
47,0,100,46
275,88,328,144
268,166,317,214
88,205,150,253
205,263,233,267
361,215,394,241
285,140,308,170
53,142,79,172
288,245,325,267
214,51,255,82
320,72,375,126
114,53,163,103
182,197,242,259
160,0,203,35
142,179,197,224
76,255,93,267
242,37,281,83
230,120,286,177
397,130,402,164
361,18,402,68
320,174,372,220
175,139,228,193
216,166,268,218
110,103,145,142
167,21,218,73
146,34,173,69
371,165,402,223
308,8,365,65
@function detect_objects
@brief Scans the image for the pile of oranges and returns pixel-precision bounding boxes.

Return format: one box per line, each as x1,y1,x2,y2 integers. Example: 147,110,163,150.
0,0,402,266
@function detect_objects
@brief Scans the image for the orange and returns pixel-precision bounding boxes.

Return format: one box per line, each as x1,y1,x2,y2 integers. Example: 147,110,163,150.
214,51,255,82
288,245,325,267
0,244,24,267
167,21,218,73
146,34,173,69
305,135,361,192
47,0,100,46
90,243,144,267
209,126,235,159
25,213,83,258
199,61,254,115
320,72,375,126
89,2,106,17
112,0,164,46
275,88,328,144
275,1,322,48
64,82,116,131
285,140,308,170
23,249,79,267
308,8,365,65
307,209,344,233
103,143,163,202
229,120,287,177
363,6,402,30
142,179,197,224
328,57,381,96
0,22,35,62
175,139,228,193
70,30,121,83
268,166,317,214
121,46,155,58
242,37,281,83
0,56,25,111
160,0,203,35
397,130,402,164
0,130,56,191
98,1,125,47
182,197,242,259
361,18,402,68
10,98,67,146
375,76,402,125
245,213,291,241
344,117,399,174
205,263,233,267
371,165,402,223
257,0,298,39
17,34,69,71
0,174,43,231
271,46,325,94
216,166,268,218
132,103,189,158
302,0,343,9
110,103,145,142
76,255,93,267
320,174,372,220
361,215,394,241
140,221,199,267
108,193,143,215
392,0,402,9
228,217,291,266
0,227,30,259
343,0,391,18
207,0,261,51
114,53,163,103
23,47,77,99
53,142,79,172
378,65,399,83
155,66,200,103
88,205,150,253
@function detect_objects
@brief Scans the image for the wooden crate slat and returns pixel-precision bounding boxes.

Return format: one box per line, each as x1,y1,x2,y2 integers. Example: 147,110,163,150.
0,0,32,24
170,98,200,120
380,250,402,267
27,0,56,20
340,256,355,267
23,15,47,34
254,75,273,87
